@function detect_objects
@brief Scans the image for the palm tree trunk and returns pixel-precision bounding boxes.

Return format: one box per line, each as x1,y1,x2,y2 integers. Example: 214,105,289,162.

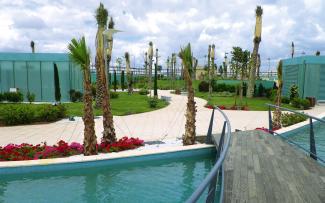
246,40,260,98
183,69,196,145
95,58,104,108
83,69,98,155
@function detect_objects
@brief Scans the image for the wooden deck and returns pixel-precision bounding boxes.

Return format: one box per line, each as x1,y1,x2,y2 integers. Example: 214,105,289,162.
222,130,325,203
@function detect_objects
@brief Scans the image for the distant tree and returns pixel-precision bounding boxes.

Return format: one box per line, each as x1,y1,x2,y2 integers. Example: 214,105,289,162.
54,63,61,102
316,51,320,56
30,41,35,53
113,70,117,92
154,48,158,98
121,70,125,91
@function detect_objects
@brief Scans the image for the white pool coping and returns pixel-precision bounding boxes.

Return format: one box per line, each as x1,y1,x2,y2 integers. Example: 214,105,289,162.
0,143,214,169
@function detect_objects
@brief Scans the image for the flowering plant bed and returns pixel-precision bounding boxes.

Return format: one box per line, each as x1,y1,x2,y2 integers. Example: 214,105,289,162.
204,104,249,111
0,137,144,161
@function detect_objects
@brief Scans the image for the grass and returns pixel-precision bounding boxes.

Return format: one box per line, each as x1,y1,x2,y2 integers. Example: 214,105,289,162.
195,92,296,111
64,92,168,116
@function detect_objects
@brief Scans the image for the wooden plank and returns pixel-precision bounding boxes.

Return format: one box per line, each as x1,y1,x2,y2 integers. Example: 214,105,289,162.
223,130,325,203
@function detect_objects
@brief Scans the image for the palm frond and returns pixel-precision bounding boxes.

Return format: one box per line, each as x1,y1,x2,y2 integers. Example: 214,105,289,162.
95,3,108,27
178,43,193,74
68,36,91,70
256,6,263,16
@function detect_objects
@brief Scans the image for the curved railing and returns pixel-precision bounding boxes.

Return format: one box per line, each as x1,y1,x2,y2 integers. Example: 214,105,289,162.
187,107,232,203
266,103,325,164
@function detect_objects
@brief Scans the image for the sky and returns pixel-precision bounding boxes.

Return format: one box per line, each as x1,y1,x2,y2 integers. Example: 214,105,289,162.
0,0,324,71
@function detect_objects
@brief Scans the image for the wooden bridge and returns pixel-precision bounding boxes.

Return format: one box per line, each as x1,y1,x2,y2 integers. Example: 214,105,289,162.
222,130,325,203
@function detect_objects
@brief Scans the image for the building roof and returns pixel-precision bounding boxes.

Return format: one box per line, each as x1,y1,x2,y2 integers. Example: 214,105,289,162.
282,55,325,66
0,52,70,62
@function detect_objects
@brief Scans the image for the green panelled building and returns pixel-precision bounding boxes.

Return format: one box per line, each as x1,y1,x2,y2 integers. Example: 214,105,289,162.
282,55,325,101
0,52,83,102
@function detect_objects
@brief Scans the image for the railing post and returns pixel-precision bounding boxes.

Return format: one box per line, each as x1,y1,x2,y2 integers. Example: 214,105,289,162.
206,108,215,144
268,105,272,132
309,118,317,160
206,121,226,203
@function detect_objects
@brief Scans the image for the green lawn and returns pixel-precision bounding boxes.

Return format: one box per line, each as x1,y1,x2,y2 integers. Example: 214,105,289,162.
195,92,295,111
64,92,168,116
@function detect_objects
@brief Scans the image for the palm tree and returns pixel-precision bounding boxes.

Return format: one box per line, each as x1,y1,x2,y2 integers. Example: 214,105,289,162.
207,45,212,100
125,52,133,94
178,43,196,145
272,60,283,130
247,6,263,98
68,37,97,156
102,16,117,143
30,41,35,53
94,3,108,108
148,42,153,95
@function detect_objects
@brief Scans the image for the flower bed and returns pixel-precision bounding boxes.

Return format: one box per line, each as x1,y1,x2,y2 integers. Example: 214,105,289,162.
0,137,144,161
204,104,249,111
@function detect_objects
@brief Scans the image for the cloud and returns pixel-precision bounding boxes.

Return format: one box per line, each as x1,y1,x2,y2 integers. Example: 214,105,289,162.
0,0,324,71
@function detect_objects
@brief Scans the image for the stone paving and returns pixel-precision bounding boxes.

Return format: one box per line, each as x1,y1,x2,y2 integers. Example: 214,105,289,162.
1,90,325,145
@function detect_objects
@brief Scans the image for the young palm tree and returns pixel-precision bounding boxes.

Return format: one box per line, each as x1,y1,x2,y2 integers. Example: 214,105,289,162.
272,60,283,129
94,3,108,108
125,52,133,94
101,16,117,143
68,37,97,156
178,43,196,145
247,6,263,98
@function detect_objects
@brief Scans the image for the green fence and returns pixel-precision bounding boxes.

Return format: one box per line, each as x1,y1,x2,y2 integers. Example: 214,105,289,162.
282,56,325,100
0,53,83,102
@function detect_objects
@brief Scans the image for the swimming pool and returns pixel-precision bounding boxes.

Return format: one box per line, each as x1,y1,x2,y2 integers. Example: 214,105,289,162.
0,148,218,203
282,120,325,163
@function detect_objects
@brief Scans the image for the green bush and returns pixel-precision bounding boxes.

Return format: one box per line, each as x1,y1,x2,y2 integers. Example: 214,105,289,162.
3,92,24,102
281,96,290,104
281,112,307,127
212,83,236,93
69,89,83,102
26,92,36,103
110,91,119,99
198,81,209,92
267,89,277,102
291,98,310,110
1,104,66,125
257,83,265,97
148,98,158,108
138,88,149,95
289,84,299,100
2,105,35,125
0,93,4,102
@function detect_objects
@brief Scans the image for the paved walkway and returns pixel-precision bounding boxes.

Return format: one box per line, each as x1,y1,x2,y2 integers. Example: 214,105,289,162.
223,130,325,203
1,90,325,145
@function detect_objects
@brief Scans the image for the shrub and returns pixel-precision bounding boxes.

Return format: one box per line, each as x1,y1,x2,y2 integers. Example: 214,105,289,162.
38,105,67,122
267,89,277,102
2,105,35,125
257,83,265,97
139,88,149,95
110,91,119,99
26,92,36,103
198,81,209,92
3,92,24,102
281,112,307,127
148,98,158,108
281,96,290,104
289,84,299,100
212,83,236,93
69,89,83,102
0,93,4,102
243,82,247,96
291,98,310,110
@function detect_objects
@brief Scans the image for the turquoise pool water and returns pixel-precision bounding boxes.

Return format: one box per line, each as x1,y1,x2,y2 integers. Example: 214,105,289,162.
0,153,216,203
284,121,325,162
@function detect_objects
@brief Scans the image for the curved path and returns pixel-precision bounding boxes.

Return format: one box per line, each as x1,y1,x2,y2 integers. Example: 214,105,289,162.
0,90,325,145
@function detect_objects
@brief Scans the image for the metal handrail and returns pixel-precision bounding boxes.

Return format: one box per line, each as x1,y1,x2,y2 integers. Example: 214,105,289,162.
187,107,232,203
266,103,324,162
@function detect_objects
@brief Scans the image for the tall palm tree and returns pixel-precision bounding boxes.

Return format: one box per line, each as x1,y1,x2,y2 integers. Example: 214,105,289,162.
178,43,196,145
272,60,283,129
102,16,117,143
247,6,263,98
211,44,216,92
148,42,153,95
207,45,212,100
68,37,97,156
125,52,133,94
94,3,108,108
